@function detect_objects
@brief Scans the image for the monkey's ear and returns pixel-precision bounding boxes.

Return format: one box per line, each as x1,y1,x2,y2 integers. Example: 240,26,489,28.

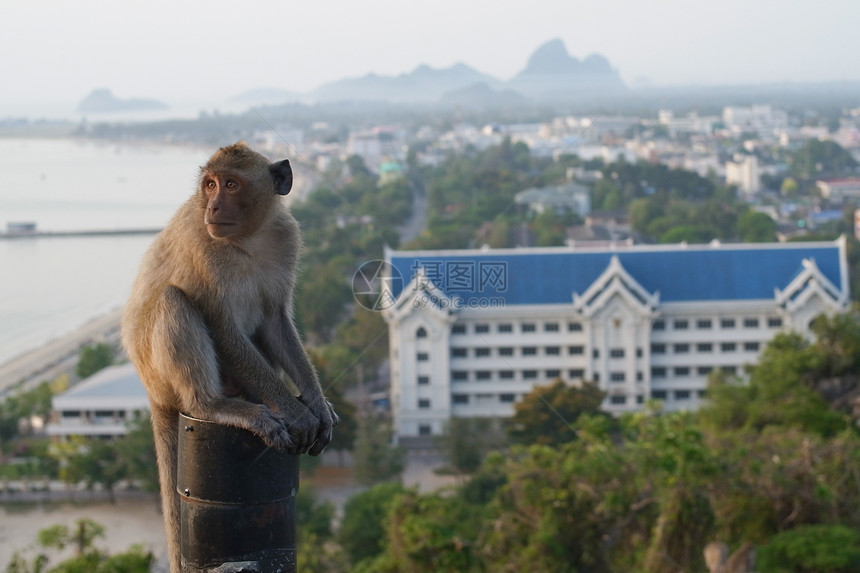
270,159,293,196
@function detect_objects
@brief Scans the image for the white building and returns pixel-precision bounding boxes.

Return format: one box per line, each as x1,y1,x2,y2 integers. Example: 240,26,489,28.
47,363,149,439
725,154,760,195
382,239,849,443
723,105,788,138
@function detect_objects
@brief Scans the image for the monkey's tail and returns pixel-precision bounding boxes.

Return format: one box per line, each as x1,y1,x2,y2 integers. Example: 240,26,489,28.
151,405,181,573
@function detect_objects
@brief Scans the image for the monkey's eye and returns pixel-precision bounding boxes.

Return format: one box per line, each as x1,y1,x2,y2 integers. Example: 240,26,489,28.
225,180,238,191
205,180,216,190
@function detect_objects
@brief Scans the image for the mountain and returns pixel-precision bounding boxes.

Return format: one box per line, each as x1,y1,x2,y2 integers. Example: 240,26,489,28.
77,89,168,113
508,38,626,101
311,63,503,103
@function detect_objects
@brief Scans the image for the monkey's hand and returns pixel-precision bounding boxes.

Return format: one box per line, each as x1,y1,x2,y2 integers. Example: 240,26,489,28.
274,398,325,455
251,404,294,450
298,395,339,457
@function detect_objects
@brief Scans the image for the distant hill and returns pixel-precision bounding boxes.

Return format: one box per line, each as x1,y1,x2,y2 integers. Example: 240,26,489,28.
312,62,504,103
233,38,626,107
77,89,168,113
508,38,626,101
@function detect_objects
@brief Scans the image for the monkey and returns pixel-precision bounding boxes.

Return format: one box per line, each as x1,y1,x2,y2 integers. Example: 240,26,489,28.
121,142,338,573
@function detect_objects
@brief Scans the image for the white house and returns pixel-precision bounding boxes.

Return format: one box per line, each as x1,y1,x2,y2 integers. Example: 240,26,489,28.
382,238,849,443
47,363,149,439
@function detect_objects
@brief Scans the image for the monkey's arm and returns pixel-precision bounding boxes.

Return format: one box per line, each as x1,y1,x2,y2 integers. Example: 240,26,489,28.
260,310,339,456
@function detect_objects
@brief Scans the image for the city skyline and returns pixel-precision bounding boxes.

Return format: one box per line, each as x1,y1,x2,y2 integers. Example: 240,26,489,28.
3,0,859,115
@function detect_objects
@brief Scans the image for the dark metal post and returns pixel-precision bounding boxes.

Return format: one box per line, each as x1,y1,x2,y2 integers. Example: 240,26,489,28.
177,413,299,573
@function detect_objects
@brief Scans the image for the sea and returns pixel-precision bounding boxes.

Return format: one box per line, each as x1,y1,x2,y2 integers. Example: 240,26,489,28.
0,138,212,366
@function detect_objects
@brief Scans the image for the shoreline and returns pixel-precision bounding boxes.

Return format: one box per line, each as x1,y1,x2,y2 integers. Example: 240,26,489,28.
0,308,124,397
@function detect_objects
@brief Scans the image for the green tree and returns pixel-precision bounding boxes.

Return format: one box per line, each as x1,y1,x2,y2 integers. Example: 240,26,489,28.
75,343,114,379
5,519,152,573
506,379,607,446
353,414,404,485
62,440,126,504
789,139,858,180
737,210,776,242
338,482,406,566
757,525,860,572
114,413,159,492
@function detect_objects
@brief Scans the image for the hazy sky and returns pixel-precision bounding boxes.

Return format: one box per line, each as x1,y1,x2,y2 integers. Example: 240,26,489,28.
2,0,858,114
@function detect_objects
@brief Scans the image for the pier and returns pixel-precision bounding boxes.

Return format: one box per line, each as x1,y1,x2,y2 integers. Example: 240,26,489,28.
0,228,161,240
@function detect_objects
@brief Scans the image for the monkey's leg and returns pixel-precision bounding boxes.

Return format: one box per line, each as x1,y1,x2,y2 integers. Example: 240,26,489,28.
260,311,339,455
154,286,292,449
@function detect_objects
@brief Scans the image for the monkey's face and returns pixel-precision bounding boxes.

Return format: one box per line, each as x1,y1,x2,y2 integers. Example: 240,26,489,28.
201,173,261,240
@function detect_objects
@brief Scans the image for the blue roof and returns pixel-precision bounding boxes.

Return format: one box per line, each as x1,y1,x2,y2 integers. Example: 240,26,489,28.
386,241,845,306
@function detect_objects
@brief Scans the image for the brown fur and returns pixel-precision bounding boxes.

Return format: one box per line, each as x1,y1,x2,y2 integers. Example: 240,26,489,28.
121,142,336,572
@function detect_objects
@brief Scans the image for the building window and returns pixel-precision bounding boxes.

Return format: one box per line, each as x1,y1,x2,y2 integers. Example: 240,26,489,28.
768,317,783,328
744,317,760,328
452,371,469,381
475,323,490,334
674,366,690,376
476,370,492,380
652,320,665,331
651,390,667,400
499,347,514,357
609,395,626,405
522,323,536,333
568,322,583,332
498,323,513,333
610,348,625,358
522,347,538,356
721,318,736,329
651,367,667,377
697,319,712,329
453,394,469,404
636,348,643,358
696,343,713,352
636,371,643,381
673,319,689,330
673,343,690,354
593,349,600,358
651,343,666,354
523,370,538,379
418,399,431,408
544,322,560,332
568,369,584,379
568,345,584,355
546,369,561,378
697,366,713,376
451,348,467,358
721,342,736,352
417,376,430,385
452,324,466,334
545,346,561,356
722,366,738,375
674,390,691,400
475,347,491,357
610,372,626,382
419,424,432,436
416,327,427,338
500,393,516,403
744,342,760,352
499,370,515,379
417,352,429,361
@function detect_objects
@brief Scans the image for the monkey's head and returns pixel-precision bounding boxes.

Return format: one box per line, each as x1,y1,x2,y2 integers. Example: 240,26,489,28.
198,142,293,240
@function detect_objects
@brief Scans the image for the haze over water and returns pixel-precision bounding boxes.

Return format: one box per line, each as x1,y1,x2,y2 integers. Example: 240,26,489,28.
0,139,211,365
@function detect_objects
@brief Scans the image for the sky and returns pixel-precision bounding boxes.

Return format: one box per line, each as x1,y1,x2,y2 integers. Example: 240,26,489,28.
2,0,859,116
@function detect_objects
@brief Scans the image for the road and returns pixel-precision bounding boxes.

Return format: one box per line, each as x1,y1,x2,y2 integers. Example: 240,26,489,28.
0,308,124,397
